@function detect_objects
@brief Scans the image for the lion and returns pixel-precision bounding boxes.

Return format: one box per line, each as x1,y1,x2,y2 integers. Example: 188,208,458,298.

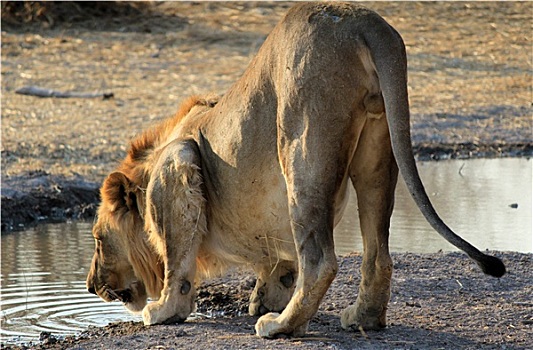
86,2,505,338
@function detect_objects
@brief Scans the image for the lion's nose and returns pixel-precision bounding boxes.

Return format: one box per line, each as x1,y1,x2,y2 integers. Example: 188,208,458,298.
88,286,96,295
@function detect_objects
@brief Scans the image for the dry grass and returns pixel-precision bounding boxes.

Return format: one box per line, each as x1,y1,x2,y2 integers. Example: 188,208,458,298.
1,2,530,183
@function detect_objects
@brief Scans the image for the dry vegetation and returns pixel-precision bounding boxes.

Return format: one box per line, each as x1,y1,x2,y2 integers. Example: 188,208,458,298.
2,2,531,184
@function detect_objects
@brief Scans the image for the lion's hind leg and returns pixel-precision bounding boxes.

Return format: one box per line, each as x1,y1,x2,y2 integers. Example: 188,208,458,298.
142,139,207,325
249,260,297,316
341,115,398,331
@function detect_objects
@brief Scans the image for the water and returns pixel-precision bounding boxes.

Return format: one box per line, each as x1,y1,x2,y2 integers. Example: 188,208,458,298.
0,223,140,345
1,158,531,345
335,158,532,255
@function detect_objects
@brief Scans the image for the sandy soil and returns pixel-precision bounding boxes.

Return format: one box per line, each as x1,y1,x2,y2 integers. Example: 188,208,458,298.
1,2,531,349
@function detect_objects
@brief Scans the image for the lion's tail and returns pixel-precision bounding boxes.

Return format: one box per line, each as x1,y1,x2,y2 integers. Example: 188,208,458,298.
362,18,505,278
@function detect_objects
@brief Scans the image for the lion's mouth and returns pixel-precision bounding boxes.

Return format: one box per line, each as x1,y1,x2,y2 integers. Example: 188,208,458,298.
104,286,133,304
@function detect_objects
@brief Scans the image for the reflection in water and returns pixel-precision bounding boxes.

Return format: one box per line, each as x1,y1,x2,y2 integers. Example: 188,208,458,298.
1,158,531,344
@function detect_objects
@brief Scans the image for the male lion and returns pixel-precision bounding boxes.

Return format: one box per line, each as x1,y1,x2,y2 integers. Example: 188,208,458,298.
87,2,505,338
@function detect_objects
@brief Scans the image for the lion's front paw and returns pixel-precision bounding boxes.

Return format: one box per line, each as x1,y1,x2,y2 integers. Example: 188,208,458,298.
255,312,308,338
142,302,186,326
340,304,386,331
255,312,283,338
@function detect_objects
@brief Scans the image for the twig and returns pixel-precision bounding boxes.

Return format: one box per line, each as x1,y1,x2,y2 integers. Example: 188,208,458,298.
16,86,114,99
458,162,465,177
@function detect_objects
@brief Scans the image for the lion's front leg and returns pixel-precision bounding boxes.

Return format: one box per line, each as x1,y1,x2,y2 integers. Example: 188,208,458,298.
142,139,207,325
249,260,297,316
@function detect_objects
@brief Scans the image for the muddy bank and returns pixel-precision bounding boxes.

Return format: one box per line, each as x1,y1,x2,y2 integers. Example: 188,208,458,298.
0,171,99,232
4,251,531,350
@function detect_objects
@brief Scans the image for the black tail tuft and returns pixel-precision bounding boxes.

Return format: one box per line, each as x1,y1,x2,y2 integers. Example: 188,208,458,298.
476,254,506,278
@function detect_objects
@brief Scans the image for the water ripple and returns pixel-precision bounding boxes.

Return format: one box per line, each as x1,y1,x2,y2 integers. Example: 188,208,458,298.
1,277,140,345
1,222,140,345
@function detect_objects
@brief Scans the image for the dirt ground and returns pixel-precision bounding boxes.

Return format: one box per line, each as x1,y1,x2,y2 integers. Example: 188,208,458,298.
1,1,532,349
4,252,532,350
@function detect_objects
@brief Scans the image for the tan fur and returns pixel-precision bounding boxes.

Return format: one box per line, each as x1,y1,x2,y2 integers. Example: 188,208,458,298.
87,2,504,339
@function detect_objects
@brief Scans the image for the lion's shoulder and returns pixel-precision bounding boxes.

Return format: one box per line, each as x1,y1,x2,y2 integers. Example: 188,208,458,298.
114,95,218,187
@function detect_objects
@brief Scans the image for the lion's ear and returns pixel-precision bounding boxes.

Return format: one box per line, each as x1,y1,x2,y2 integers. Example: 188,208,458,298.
102,171,138,214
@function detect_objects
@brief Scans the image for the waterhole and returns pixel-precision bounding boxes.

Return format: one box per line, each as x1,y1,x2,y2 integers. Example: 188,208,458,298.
1,158,531,345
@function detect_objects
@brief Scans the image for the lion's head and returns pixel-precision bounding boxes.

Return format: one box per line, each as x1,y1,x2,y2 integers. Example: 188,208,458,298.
86,95,218,312
86,171,164,313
